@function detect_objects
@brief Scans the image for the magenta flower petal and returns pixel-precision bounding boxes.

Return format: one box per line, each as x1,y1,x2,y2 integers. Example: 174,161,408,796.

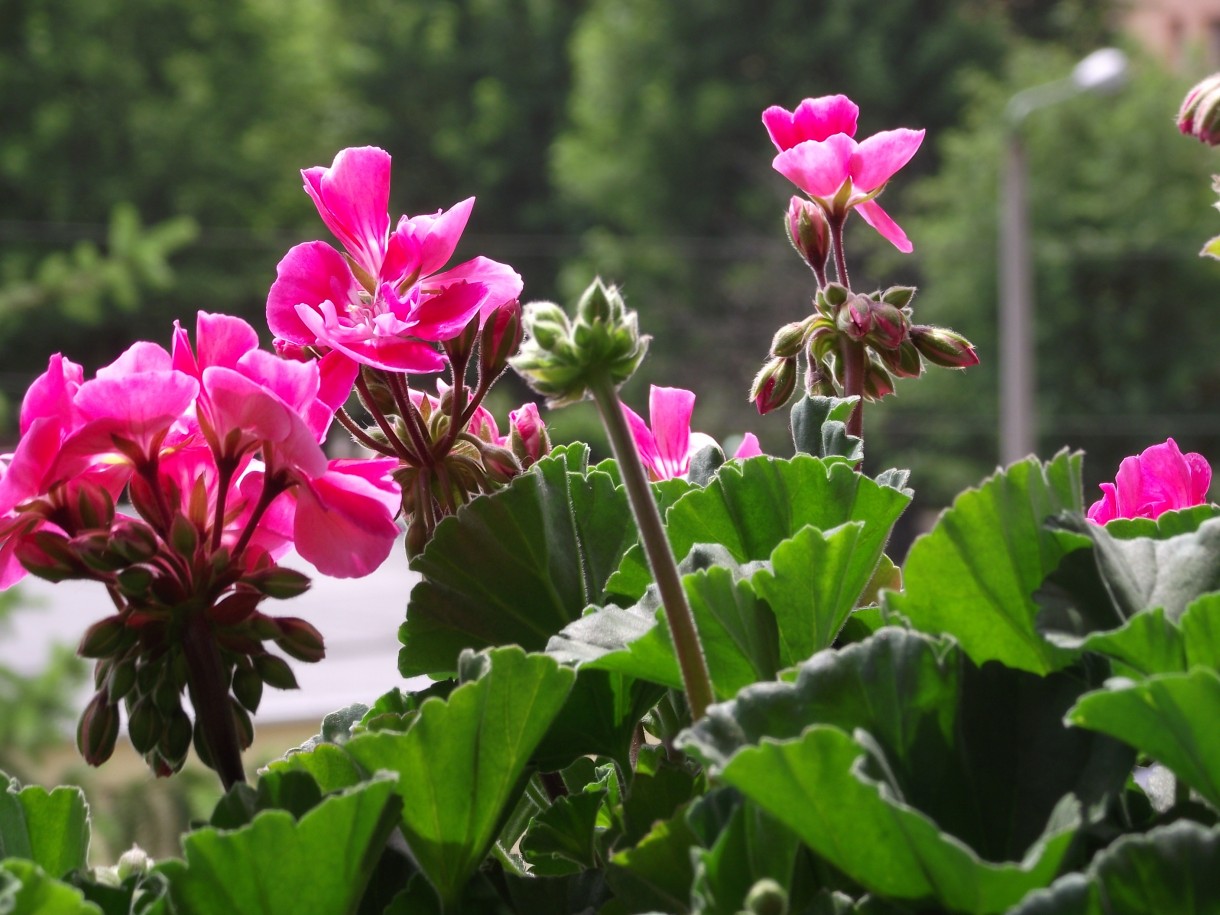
850,128,925,192
648,386,696,480
95,341,173,379
74,372,199,436
733,433,763,460
20,354,83,436
772,134,856,199
196,312,260,373
395,281,487,340
622,402,660,477
302,146,391,280
855,199,914,253
385,197,476,282
292,460,400,578
1087,438,1212,523
762,96,859,151
295,302,448,373
267,242,363,345
429,256,524,321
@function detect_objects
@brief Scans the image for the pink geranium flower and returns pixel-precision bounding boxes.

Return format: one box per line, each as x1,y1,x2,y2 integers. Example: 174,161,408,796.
623,385,761,482
1087,438,1212,524
268,146,522,374
764,95,924,253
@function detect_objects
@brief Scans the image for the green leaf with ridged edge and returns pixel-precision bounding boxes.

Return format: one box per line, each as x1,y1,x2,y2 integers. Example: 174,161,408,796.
680,629,1131,887
886,452,1084,674
1068,668,1220,811
790,395,863,462
608,455,910,602
751,521,887,663
343,647,575,909
158,777,402,915
399,445,636,677
520,789,604,875
1010,821,1220,914
604,802,700,915
0,860,100,914
718,726,1079,914
0,777,90,878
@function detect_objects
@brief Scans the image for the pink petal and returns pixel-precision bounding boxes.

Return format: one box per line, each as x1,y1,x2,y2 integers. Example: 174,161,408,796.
295,303,448,373
855,200,914,253
402,281,487,340
267,242,362,345
20,354,83,436
621,403,660,478
302,146,391,280
235,349,321,416
428,256,525,321
648,386,696,480
733,432,763,460
292,461,401,578
386,197,476,283
772,134,856,199
95,341,173,380
762,96,859,151
195,312,260,372
850,128,925,192
74,372,199,436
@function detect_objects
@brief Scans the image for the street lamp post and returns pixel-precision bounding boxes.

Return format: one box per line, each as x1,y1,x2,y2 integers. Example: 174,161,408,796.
998,48,1128,465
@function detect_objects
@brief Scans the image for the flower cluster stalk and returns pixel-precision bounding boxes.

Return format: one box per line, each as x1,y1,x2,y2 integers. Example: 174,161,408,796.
590,375,715,721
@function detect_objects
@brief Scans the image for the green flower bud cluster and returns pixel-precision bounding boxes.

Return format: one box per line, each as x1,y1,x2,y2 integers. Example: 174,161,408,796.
511,277,650,407
749,281,978,414
16,484,320,777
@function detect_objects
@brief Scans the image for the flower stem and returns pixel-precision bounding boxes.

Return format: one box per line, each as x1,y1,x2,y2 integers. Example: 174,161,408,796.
840,338,865,442
829,213,850,289
182,611,245,790
589,377,715,721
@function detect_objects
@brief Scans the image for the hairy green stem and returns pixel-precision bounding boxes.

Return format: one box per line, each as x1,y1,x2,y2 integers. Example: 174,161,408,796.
590,377,715,721
182,611,245,790
829,213,850,289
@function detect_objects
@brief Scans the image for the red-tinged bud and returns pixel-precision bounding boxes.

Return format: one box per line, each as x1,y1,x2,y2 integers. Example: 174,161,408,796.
109,519,159,563
1179,74,1220,145
74,531,124,573
14,529,81,582
877,340,924,379
816,282,849,315
232,665,264,712
785,196,830,274
106,658,137,701
274,338,312,362
162,707,193,763
127,696,163,754
243,565,312,600
231,699,254,751
863,359,896,401
805,359,838,397
75,484,115,531
273,617,326,663
169,514,199,559
508,402,550,467
880,285,917,309
79,615,129,659
127,475,163,529
253,653,299,691
478,442,521,486
865,301,908,351
479,299,524,380
77,692,120,766
115,565,154,600
909,325,980,368
750,357,798,415
444,312,482,366
837,293,875,342
357,364,398,417
208,590,262,626
406,515,429,559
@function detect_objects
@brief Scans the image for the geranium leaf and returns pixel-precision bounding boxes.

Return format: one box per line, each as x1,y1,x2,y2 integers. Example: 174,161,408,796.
343,647,575,909
688,794,801,915
608,455,909,602
0,777,90,878
717,726,1078,914
604,804,700,915
1068,668,1220,811
1011,822,1220,914
887,452,1084,674
789,394,862,462
520,789,605,875
160,777,401,915
0,860,100,914
399,446,635,677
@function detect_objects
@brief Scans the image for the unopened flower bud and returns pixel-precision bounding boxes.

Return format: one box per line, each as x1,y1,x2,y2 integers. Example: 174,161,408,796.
207,590,262,626
14,529,80,582
109,519,159,564
232,664,265,712
478,441,521,486
273,617,326,663
750,357,798,415
253,653,299,691
116,847,153,880
511,279,650,407
805,359,838,397
837,293,876,343
77,692,120,766
769,320,809,359
881,285,917,309
816,282,849,314
478,299,523,380
785,196,830,273
75,484,116,532
863,359,896,400
243,565,312,600
865,301,908,351
745,878,788,915
127,696,163,754
877,339,924,379
508,402,550,467
79,615,129,659
443,312,482,366
357,365,400,417
1179,74,1220,146
909,324,980,368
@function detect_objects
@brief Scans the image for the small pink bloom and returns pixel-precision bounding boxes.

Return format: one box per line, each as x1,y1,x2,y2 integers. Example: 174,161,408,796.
623,386,756,481
733,433,763,460
1087,438,1212,524
765,97,924,253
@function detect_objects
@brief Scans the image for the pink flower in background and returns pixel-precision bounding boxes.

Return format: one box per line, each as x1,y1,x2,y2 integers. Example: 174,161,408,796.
1087,438,1212,524
764,95,924,253
268,146,522,374
623,385,761,482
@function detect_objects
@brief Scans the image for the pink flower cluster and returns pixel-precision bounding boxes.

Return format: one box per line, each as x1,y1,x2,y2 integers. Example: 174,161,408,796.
763,95,924,253
1087,438,1212,524
0,311,401,588
624,385,761,482
267,146,523,374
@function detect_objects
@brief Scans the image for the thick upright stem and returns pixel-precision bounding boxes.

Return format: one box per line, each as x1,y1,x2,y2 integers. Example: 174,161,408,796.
590,378,715,721
841,338,865,442
182,612,245,790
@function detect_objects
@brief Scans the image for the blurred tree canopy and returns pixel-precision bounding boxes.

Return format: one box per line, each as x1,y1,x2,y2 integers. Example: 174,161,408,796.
11,0,1206,510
